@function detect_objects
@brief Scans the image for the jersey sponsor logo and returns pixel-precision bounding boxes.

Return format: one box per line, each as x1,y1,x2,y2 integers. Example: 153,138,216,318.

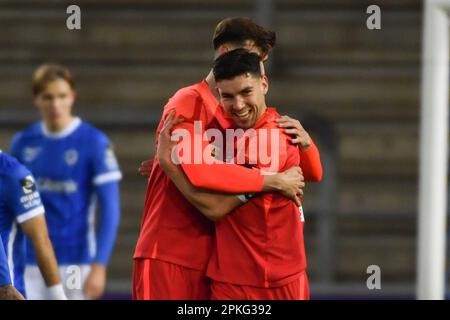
20,175,36,194
64,149,79,166
23,147,41,163
105,144,119,170
37,178,78,193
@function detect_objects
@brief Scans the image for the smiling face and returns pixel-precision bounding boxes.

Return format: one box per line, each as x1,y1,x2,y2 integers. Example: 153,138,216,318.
217,73,268,129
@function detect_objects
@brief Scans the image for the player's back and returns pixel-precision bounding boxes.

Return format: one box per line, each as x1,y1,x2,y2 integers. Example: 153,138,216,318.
9,118,122,265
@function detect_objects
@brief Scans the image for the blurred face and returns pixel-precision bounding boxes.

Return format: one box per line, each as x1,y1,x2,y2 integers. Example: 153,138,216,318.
217,73,268,129
34,79,75,130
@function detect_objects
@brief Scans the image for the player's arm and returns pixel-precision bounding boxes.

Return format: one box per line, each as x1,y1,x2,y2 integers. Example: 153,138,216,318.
85,134,122,300
154,92,267,193
176,120,265,193
158,112,241,220
163,160,303,221
299,139,323,182
277,115,323,181
20,215,66,299
5,169,67,300
160,161,242,221
158,112,304,220
0,237,25,300
83,181,120,300
161,108,301,195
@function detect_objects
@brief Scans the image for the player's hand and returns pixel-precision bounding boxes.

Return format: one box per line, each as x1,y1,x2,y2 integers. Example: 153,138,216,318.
0,284,25,300
273,166,305,206
138,159,153,177
277,115,311,151
83,263,106,300
157,110,184,170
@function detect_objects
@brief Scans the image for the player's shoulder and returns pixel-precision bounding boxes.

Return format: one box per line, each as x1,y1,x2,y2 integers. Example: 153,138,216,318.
259,107,292,148
0,152,30,180
17,121,42,136
170,82,202,102
11,122,42,145
164,82,204,115
77,120,110,144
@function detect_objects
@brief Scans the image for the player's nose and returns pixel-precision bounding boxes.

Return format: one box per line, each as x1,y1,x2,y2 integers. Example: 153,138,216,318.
53,98,66,110
233,97,246,111
48,99,59,110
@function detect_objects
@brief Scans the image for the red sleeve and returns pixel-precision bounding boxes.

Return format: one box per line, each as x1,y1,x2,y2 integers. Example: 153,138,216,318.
182,162,264,193
163,92,264,194
299,138,323,182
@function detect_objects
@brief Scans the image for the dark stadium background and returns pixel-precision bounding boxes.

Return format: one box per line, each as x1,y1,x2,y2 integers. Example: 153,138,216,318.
1,0,444,299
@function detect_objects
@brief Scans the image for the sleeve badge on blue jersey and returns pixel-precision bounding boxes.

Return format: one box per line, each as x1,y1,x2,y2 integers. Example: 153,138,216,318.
21,175,36,194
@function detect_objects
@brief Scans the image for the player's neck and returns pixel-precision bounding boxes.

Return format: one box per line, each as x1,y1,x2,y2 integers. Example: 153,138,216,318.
44,116,75,133
205,70,220,100
253,105,268,126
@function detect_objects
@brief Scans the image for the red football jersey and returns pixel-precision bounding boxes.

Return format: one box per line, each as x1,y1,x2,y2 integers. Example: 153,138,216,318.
207,108,320,287
134,81,265,271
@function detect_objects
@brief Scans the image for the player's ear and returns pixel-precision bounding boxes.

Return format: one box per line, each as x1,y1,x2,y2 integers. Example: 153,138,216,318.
259,61,266,77
261,75,269,95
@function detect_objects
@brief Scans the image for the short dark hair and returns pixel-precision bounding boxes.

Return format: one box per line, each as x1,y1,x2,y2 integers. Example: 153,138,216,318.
212,17,276,58
213,49,261,82
32,63,75,96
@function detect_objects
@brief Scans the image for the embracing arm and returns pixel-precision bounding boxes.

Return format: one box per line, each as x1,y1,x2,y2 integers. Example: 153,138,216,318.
277,115,323,182
162,159,243,221
299,139,323,182
157,111,304,221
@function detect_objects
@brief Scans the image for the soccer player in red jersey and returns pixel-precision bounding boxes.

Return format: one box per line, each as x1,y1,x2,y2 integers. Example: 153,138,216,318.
157,49,322,300
133,18,312,300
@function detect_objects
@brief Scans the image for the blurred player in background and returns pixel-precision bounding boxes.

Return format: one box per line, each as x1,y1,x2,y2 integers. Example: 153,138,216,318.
9,64,122,300
0,150,66,300
157,49,322,299
133,18,312,300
